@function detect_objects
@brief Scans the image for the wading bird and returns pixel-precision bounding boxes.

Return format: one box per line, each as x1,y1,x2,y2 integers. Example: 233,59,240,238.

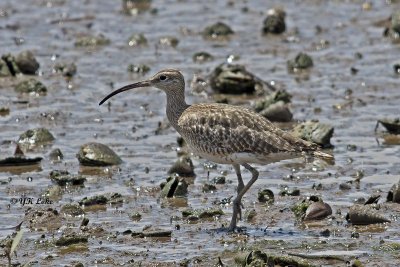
99,69,332,231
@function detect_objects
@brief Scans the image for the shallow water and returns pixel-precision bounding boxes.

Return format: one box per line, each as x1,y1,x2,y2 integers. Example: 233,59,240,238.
0,0,400,266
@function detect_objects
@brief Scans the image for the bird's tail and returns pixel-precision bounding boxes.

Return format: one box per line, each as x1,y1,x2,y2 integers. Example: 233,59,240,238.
312,150,334,161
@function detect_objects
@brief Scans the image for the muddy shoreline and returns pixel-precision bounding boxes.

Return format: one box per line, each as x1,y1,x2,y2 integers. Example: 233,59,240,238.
1,0,400,266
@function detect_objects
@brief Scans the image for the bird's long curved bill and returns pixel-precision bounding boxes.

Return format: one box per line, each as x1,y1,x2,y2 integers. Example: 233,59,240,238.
99,81,150,105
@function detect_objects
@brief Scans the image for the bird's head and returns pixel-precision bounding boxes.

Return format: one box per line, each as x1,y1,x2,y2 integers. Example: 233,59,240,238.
99,69,185,105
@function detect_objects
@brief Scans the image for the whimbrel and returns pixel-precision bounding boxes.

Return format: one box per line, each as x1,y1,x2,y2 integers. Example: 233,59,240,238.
99,69,332,231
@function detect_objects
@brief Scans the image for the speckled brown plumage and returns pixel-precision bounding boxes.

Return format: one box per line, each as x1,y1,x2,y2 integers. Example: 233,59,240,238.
99,69,332,231
178,103,318,164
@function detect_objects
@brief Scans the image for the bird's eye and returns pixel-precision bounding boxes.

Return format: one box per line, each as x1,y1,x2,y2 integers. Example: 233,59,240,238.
159,75,167,81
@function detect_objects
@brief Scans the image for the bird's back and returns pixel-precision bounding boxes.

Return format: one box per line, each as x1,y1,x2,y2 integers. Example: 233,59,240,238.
177,103,319,164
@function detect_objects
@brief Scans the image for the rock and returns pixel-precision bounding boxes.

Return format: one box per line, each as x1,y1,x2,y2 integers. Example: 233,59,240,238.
350,67,359,75
176,136,185,147
257,101,292,122
1,54,20,76
0,145,42,166
339,182,352,190
0,156,42,166
384,12,400,43
54,62,77,77
209,63,258,94
76,142,122,166
0,106,10,116
391,10,400,34
203,22,234,39
131,230,172,238
15,51,39,74
25,208,61,231
351,259,365,267
304,202,332,221
376,118,400,134
320,229,330,237
364,194,381,205
18,128,55,146
291,121,334,147
347,204,390,225
108,192,124,205
202,183,217,193
279,187,300,196
253,87,292,122
182,208,224,219
127,33,148,47
78,195,108,206
257,189,274,204
0,59,12,76
127,64,150,74
168,156,195,177
241,250,311,267
81,217,89,226
160,176,188,198
49,170,86,186
122,0,152,15
130,212,142,221
49,148,63,162
287,52,313,72
14,78,47,94
158,36,179,47
245,209,257,222
262,8,286,34
74,34,110,47
2,153,38,165
347,144,357,151
55,233,88,246
387,181,400,203
60,204,85,217
212,176,226,184
254,90,292,112
394,63,400,74
291,196,329,220
192,51,214,63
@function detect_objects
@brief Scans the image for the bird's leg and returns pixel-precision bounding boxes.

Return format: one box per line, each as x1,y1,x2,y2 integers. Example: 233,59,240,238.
233,164,244,194
232,164,244,221
228,163,259,232
237,163,259,200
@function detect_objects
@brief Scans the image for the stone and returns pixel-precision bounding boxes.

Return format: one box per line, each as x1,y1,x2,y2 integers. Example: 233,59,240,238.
262,8,286,34
15,50,39,75
15,78,47,94
18,128,55,146
203,22,234,39
168,156,195,177
209,63,258,94
291,121,334,147
77,142,122,166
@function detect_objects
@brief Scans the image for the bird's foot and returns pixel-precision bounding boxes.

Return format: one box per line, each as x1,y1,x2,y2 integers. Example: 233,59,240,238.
232,197,243,220
228,197,242,231
227,225,236,232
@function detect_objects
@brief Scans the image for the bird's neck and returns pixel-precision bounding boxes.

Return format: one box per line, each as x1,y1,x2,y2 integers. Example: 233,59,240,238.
165,91,189,130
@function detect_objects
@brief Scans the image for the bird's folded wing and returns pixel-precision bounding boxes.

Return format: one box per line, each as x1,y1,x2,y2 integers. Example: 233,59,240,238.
177,103,312,155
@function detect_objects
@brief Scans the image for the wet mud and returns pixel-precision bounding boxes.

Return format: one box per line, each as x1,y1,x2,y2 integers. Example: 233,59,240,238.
1,0,400,266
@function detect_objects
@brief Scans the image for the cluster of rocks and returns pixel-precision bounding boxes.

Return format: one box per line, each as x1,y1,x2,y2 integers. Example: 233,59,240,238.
0,50,39,76
1,127,124,187
74,34,110,47
376,118,400,134
291,195,332,221
384,10,400,43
